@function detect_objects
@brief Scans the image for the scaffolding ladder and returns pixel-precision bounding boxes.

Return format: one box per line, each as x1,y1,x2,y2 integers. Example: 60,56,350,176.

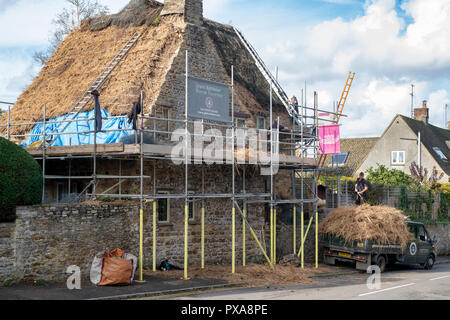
318,72,355,172
233,28,302,127
42,32,143,149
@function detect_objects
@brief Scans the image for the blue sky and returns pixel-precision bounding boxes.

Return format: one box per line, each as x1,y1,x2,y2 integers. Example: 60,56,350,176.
1,0,450,138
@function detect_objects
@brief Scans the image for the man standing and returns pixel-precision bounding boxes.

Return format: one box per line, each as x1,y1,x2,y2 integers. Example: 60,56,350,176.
355,172,369,205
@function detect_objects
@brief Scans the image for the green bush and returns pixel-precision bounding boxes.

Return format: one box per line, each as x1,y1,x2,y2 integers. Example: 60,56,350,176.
0,138,42,222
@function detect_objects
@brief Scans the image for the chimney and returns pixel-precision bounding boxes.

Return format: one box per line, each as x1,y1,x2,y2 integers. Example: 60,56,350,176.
447,121,450,130
161,0,203,25
414,100,429,124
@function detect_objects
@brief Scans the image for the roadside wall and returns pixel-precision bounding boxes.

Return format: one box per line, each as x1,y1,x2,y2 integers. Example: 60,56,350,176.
425,223,450,256
0,200,267,283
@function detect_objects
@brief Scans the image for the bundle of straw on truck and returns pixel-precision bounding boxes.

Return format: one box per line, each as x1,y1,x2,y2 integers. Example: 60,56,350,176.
320,205,414,249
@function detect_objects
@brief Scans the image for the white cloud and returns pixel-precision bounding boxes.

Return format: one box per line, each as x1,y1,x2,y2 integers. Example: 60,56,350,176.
251,0,450,137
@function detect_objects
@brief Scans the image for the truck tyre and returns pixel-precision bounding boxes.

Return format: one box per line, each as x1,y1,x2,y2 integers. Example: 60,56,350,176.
375,255,386,273
424,255,435,270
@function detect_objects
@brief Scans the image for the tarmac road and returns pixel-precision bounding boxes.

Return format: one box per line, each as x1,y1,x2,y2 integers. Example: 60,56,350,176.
167,262,450,300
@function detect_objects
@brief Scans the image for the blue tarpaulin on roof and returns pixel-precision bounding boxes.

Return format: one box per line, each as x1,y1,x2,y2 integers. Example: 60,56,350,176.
22,109,134,147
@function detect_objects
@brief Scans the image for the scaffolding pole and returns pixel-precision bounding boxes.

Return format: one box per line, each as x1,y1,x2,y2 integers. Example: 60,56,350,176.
201,118,205,270
231,65,236,274
42,105,46,204
243,165,246,267
7,105,10,141
314,91,319,269
184,50,189,280
137,90,146,283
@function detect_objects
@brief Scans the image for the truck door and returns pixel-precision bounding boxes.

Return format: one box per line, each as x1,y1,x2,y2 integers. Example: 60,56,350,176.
417,224,432,265
404,223,419,265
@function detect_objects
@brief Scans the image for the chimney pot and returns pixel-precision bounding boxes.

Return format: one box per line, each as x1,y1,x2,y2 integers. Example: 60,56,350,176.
161,0,203,25
414,101,429,124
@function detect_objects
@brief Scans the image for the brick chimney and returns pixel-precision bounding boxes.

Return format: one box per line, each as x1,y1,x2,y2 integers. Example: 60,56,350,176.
414,100,429,124
161,0,203,25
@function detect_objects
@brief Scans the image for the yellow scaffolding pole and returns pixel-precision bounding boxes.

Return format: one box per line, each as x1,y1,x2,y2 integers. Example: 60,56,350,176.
274,208,277,264
201,206,205,269
153,200,157,272
243,206,246,267
137,208,145,282
270,208,274,264
298,215,314,258
293,206,297,254
232,206,236,274
301,210,304,268
235,201,273,269
316,210,319,269
184,204,189,280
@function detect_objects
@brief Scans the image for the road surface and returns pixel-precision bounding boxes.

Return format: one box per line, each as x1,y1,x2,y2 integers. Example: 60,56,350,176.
166,263,450,300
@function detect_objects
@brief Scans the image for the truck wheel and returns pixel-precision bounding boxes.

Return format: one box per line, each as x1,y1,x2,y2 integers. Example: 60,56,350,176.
375,255,386,273
424,255,435,270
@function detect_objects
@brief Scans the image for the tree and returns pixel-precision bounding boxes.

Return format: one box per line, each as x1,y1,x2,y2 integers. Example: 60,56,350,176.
34,0,109,66
409,161,444,188
0,138,43,222
366,164,415,188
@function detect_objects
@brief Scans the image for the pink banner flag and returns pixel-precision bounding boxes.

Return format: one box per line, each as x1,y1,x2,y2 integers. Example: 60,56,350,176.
319,125,341,155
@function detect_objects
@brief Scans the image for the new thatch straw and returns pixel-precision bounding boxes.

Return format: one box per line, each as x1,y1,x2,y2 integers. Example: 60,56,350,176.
320,205,413,249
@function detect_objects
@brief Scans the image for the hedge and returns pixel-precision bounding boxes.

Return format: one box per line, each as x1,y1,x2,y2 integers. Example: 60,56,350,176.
0,137,42,222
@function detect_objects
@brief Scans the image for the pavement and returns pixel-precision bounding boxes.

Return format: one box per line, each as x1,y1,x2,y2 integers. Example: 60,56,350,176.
1,256,449,300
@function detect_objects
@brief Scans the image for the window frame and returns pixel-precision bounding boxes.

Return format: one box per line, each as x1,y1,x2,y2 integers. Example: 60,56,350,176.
157,191,170,223
331,152,349,167
391,151,406,165
433,147,448,161
160,107,171,138
57,183,65,203
188,191,196,221
235,118,247,129
256,116,266,130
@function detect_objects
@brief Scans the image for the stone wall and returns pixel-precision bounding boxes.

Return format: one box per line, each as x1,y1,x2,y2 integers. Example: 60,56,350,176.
425,223,450,256
0,197,268,283
0,223,16,283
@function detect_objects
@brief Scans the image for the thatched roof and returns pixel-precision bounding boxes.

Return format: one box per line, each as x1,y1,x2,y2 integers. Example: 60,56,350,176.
0,0,289,137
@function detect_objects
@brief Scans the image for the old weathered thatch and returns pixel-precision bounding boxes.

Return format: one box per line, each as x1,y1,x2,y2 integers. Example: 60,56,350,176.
0,0,291,139
1,14,184,136
87,0,163,31
320,205,414,249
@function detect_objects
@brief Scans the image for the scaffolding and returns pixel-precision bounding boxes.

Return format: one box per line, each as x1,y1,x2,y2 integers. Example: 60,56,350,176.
0,55,345,281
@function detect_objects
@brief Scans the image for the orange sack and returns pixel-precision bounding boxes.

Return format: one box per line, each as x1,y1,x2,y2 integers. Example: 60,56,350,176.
98,249,133,286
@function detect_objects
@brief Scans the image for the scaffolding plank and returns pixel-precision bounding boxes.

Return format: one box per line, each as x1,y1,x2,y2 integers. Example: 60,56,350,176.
27,143,125,156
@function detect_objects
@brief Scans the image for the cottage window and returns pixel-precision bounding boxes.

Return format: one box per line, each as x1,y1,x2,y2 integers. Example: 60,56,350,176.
235,118,246,128
392,151,405,165
188,192,196,221
162,108,171,136
256,117,266,130
157,192,170,223
57,183,65,203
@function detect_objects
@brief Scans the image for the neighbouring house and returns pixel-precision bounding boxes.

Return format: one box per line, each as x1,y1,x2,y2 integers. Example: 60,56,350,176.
0,0,318,281
325,137,379,177
355,101,450,182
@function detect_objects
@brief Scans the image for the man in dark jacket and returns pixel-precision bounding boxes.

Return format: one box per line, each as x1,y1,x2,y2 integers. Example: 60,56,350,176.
355,172,369,205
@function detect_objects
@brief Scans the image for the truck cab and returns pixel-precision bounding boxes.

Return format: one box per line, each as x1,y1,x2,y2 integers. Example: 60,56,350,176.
402,221,436,268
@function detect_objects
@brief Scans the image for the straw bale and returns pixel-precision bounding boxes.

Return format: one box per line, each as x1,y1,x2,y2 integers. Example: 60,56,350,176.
319,205,413,249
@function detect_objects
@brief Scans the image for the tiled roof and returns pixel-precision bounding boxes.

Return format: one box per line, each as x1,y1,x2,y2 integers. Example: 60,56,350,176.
399,115,450,176
326,137,379,176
